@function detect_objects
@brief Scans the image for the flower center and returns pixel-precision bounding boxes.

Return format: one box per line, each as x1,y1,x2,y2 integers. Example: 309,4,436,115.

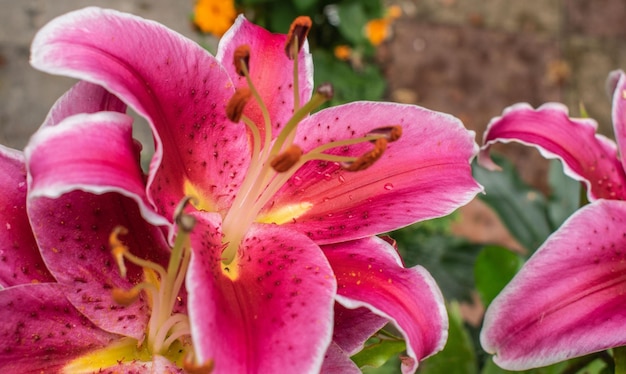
217,17,402,270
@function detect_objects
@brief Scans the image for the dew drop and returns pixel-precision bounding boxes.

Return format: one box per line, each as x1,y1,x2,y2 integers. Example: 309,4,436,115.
338,174,346,184
292,176,303,187
384,183,394,191
323,173,332,181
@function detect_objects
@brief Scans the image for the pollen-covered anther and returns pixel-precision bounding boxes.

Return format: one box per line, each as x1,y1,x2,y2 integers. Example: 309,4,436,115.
110,226,129,277
271,144,303,172
233,44,251,76
111,287,142,306
285,16,312,59
226,88,252,122
368,125,402,142
343,137,388,172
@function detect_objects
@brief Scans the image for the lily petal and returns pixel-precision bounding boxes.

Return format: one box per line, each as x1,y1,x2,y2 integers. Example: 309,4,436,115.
321,342,361,374
333,304,387,355
30,7,250,219
42,80,126,128
216,15,314,140
0,145,53,286
481,199,626,370
187,213,336,373
266,101,481,243
323,236,448,374
25,110,165,227
479,102,626,201
0,283,117,373
28,189,171,341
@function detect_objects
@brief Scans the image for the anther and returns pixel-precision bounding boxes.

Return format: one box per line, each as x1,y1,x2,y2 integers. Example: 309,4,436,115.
175,196,198,232
271,145,303,172
226,88,252,122
285,16,312,59
110,226,129,277
367,125,402,142
316,83,334,101
112,287,142,306
233,45,251,76
342,138,388,171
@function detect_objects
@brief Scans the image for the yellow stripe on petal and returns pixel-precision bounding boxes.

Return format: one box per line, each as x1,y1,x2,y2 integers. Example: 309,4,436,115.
184,180,216,212
63,338,149,373
256,202,313,225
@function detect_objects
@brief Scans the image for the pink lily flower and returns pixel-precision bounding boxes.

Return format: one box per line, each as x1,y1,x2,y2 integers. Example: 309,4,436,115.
1,7,481,372
479,70,626,369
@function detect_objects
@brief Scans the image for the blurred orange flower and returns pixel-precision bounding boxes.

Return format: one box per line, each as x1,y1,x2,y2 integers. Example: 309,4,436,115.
193,0,237,37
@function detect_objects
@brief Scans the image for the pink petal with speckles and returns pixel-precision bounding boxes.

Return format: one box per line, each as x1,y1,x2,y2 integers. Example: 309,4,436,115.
0,283,118,372
265,101,481,244
28,190,172,340
186,212,336,373
333,304,387,355
321,342,361,374
25,111,167,227
479,102,626,201
31,7,250,220
323,236,448,374
216,15,314,141
481,199,626,370
0,146,53,286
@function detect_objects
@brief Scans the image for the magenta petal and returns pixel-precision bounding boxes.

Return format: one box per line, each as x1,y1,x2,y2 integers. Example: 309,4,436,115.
25,111,166,227
42,80,126,128
28,191,170,341
480,102,626,201
216,15,314,140
187,213,336,373
481,199,626,370
0,146,53,286
321,342,361,374
0,283,117,373
267,101,481,244
323,236,448,374
333,304,387,355
31,7,250,218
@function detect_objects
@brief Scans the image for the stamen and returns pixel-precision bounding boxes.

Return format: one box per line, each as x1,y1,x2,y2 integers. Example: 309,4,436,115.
285,16,312,60
112,282,158,306
367,125,403,142
342,138,388,171
226,88,252,122
271,145,302,172
233,45,250,76
110,226,130,277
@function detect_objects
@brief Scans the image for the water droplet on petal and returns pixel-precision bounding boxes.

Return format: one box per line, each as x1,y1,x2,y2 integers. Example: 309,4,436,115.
384,183,394,191
338,175,346,184
293,176,303,186
323,173,332,181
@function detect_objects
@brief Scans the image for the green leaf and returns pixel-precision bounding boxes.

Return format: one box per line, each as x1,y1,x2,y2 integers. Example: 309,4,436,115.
392,221,483,302
546,159,580,229
419,302,478,374
352,337,406,369
473,156,553,254
337,1,368,44
292,0,317,12
312,50,386,106
474,245,523,307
